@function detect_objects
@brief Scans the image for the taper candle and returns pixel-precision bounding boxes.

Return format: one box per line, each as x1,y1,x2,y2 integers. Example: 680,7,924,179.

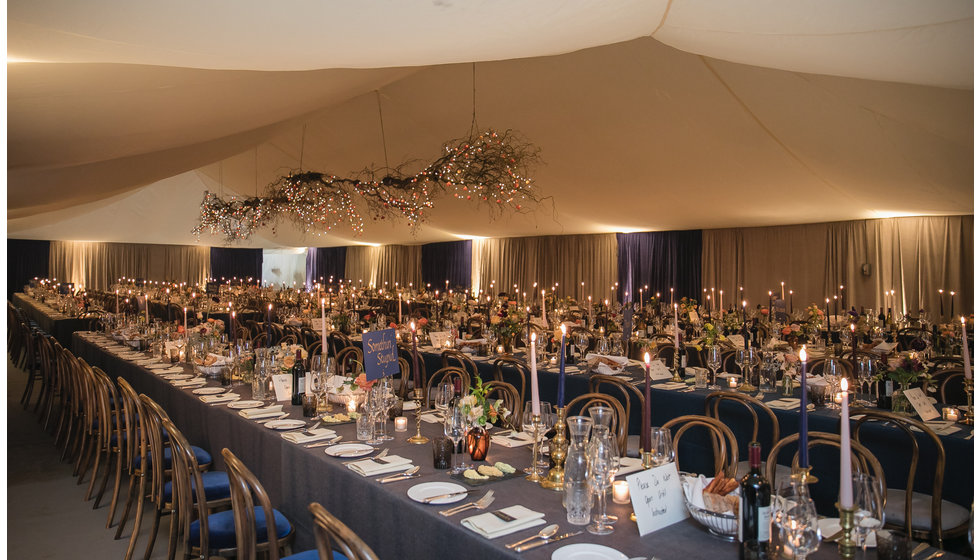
799,346,809,468
643,352,652,453
529,333,540,415
839,377,853,508
558,324,567,407
962,317,971,380
411,321,420,388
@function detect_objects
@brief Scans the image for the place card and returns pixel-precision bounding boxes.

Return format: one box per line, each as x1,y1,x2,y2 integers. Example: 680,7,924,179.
362,328,398,381
311,318,325,332
726,334,745,348
429,331,452,349
902,387,940,421
627,462,688,536
648,359,672,381
272,374,292,402
873,341,898,354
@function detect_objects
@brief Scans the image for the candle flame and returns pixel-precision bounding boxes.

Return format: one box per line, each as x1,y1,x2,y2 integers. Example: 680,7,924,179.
643,352,650,365
841,377,848,392
799,346,807,362
530,332,537,342
850,324,855,332
962,316,966,324
410,321,416,331
560,324,567,335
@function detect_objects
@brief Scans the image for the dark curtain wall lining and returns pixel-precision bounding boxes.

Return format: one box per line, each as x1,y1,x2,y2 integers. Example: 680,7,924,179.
306,247,348,286
421,240,472,291
617,231,702,303
8,239,51,299
209,247,263,283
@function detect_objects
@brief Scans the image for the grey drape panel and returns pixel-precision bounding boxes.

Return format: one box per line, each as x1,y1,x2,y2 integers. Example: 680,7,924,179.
49,241,210,291
472,234,618,301
702,216,972,316
344,245,422,288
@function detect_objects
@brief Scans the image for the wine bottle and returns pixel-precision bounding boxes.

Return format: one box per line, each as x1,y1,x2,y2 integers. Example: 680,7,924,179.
739,441,771,559
878,307,886,329
291,349,304,405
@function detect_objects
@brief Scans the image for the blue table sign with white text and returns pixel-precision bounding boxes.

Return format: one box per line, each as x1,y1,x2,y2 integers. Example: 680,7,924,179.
362,328,399,381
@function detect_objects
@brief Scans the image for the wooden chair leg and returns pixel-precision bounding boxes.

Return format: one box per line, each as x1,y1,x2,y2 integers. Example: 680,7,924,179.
85,442,106,501
93,449,116,508
143,506,162,560
114,475,139,538
123,481,148,560
105,452,126,526
165,506,178,560
33,376,47,413
75,432,95,481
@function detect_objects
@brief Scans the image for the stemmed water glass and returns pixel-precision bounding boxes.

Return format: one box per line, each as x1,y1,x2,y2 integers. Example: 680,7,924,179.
434,382,454,417
780,493,821,559
853,473,884,552
380,378,398,441
586,425,617,535
736,347,758,391
650,427,675,466
445,403,467,474
706,345,722,390
574,331,590,360
855,356,877,406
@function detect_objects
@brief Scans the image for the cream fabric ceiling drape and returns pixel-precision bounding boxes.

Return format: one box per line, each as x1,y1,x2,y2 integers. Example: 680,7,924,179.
344,245,422,289
48,241,210,291
471,234,618,301
701,215,972,317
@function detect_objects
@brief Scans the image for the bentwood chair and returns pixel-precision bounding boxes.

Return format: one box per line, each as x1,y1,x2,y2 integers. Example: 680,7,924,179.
703,391,788,480
328,331,353,359
482,381,522,431
424,367,471,408
565,392,628,455
309,502,380,560
442,349,479,381
214,448,297,560
336,346,364,377
931,369,967,405
588,374,645,457
491,356,530,405
395,357,413,400
662,415,739,478
85,367,122,507
850,408,970,548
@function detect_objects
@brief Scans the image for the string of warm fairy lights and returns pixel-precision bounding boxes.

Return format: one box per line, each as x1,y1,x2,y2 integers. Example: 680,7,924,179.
193,129,541,242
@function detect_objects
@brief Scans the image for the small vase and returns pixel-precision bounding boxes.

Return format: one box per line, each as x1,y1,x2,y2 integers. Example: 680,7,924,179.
892,386,912,416
501,335,514,355
466,425,492,461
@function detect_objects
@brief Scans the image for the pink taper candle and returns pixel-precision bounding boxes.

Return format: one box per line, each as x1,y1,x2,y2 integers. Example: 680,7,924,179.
529,333,540,415
962,317,972,380
321,298,327,356
839,377,852,508
183,307,187,335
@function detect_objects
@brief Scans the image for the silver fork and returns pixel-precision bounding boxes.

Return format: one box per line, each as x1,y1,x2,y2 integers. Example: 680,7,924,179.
438,490,495,516
342,448,389,465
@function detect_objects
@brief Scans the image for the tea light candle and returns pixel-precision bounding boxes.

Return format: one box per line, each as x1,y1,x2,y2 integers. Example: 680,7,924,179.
394,416,409,431
549,355,558,366
943,407,960,422
612,480,631,504
497,345,505,354
346,397,358,414
834,391,844,405
728,376,738,389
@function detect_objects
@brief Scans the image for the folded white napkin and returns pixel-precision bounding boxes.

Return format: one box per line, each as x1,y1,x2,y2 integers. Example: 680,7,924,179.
659,382,688,391
766,398,801,410
491,432,534,448
615,456,646,477
420,412,444,424
460,505,546,539
281,428,337,444
347,455,413,477
239,405,283,419
158,366,186,374
200,393,239,404
586,353,630,375
681,474,711,508
174,379,208,388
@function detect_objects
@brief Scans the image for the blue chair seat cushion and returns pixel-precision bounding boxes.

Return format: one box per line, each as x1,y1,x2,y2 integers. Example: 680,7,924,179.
134,445,211,469
283,550,347,560
163,471,231,502
189,507,292,550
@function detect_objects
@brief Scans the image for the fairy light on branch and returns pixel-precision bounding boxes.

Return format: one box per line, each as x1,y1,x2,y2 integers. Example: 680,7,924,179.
193,128,541,242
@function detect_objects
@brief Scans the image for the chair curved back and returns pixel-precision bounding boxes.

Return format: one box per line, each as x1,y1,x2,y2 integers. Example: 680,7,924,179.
309,502,380,560
565,392,628,454
221,448,291,560
328,331,353,358
482,381,521,431
399,347,427,391
661,414,739,478
137,395,173,511
466,316,485,338
703,391,780,457
336,346,364,376
396,357,413,400
932,369,967,405
279,333,299,346
491,356,530,405
588,374,644,425
849,408,951,544
159,411,217,558
897,328,933,352
425,367,471,408
442,350,479,381
115,378,143,477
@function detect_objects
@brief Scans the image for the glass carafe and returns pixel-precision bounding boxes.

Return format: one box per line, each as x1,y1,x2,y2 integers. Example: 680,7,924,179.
563,415,594,525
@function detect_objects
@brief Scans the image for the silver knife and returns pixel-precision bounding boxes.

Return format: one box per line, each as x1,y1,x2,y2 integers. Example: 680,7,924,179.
422,489,479,503
514,531,583,552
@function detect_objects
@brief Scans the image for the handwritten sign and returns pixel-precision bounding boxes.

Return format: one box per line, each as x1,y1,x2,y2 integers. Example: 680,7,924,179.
429,331,452,349
206,281,220,295
311,318,325,333
649,359,673,381
272,374,292,402
627,462,688,536
362,328,399,381
902,387,940,421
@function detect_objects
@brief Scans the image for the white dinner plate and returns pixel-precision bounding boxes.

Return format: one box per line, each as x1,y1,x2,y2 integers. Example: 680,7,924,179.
162,374,193,381
192,387,226,395
228,400,265,410
817,518,876,548
324,443,375,458
407,482,468,505
145,363,172,369
265,419,307,431
551,544,627,560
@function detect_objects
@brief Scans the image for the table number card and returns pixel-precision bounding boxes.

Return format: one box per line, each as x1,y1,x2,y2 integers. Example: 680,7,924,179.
627,462,688,536
362,328,399,381
272,374,292,402
429,331,451,349
902,387,940,421
311,318,325,333
649,359,673,381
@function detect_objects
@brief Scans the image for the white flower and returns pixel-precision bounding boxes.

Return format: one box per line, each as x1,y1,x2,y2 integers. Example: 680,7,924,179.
459,395,477,407
468,405,484,422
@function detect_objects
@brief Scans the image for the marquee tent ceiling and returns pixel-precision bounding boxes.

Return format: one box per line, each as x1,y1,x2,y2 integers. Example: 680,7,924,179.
7,1,974,248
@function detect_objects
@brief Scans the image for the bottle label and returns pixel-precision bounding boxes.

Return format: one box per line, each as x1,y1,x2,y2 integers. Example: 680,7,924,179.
758,505,771,542
738,495,744,541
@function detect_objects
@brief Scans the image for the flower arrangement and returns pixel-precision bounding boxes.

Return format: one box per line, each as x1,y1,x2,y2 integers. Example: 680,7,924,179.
781,323,803,345
702,321,725,346
722,310,742,333
490,306,526,340
191,318,225,337
883,355,931,390
458,377,509,427
804,304,824,335
277,343,309,370
678,297,698,316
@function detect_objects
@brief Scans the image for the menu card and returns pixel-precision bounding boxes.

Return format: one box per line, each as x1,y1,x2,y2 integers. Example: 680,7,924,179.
902,387,940,421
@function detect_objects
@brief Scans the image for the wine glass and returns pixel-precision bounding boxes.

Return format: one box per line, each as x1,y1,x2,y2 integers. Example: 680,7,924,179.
852,472,884,552
650,427,674,466
781,496,821,559
434,381,454,416
855,356,876,406
574,331,590,360
706,345,722,390
736,347,758,391
444,404,467,474
380,378,398,441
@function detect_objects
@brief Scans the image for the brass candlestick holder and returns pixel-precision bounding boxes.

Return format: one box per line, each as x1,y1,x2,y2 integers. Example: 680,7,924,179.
525,414,544,482
791,465,818,484
641,450,653,470
962,377,974,425
671,350,683,382
836,502,856,559
407,390,429,444
540,406,567,490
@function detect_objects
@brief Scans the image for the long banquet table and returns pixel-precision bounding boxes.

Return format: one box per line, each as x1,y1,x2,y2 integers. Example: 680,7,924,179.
73,332,967,560
13,292,95,348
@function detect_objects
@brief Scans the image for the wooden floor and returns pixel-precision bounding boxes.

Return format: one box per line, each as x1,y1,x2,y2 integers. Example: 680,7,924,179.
6,356,170,560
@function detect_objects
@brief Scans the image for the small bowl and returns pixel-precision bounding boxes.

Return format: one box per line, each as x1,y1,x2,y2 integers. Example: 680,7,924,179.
683,497,738,540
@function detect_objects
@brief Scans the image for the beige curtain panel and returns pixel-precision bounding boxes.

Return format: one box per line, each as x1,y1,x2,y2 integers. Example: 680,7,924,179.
702,215,972,317
48,241,210,291
471,234,618,301
344,245,422,289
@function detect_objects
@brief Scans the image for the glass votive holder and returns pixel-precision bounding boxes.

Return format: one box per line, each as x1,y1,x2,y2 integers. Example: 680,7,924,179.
612,480,631,504
432,436,453,469
302,394,318,418
942,407,960,422
394,416,408,432
876,530,910,560
728,376,739,390
356,413,372,441
694,368,707,389
170,348,180,363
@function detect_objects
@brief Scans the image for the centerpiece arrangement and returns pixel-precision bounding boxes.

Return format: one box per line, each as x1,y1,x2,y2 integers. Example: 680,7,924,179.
458,377,509,461
490,305,526,354
880,354,932,415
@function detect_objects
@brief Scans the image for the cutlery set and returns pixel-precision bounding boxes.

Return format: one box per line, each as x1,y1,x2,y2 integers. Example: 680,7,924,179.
439,491,495,516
